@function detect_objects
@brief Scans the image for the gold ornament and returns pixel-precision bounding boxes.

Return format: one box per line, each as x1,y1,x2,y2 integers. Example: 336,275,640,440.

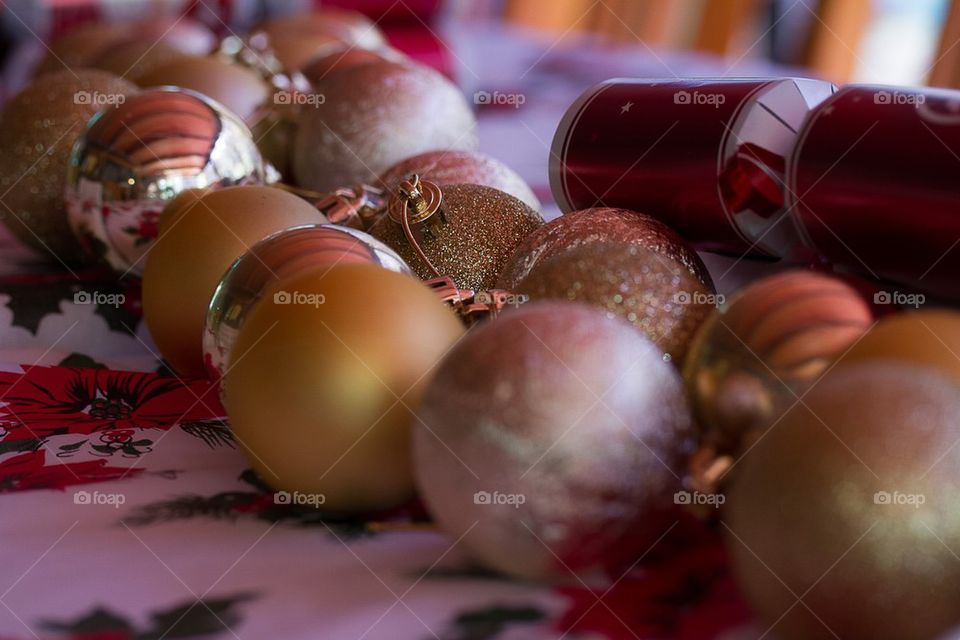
142,186,325,377
726,363,960,640
225,264,465,513
514,241,714,364
836,309,960,383
682,270,872,488
0,69,137,262
369,181,543,291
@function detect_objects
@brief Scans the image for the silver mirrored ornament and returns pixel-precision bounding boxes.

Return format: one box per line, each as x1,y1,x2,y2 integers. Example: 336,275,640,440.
66,87,272,276
203,223,411,382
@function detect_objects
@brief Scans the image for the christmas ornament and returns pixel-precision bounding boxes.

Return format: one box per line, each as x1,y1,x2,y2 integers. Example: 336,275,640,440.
204,224,411,382
225,263,465,513
413,301,693,580
66,88,272,275
292,61,478,193
514,242,713,364
90,40,187,83
683,271,872,470
142,185,325,377
498,207,711,290
300,47,405,86
369,180,543,291
550,78,836,257
837,309,960,382
726,363,960,640
136,56,271,123
253,9,387,72
35,18,215,77
0,69,137,263
379,149,541,211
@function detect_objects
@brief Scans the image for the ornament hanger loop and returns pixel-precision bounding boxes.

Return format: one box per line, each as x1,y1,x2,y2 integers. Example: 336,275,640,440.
387,174,446,277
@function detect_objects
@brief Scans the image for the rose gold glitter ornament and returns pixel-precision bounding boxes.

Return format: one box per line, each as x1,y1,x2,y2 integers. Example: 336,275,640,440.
413,301,693,580
682,270,872,487
514,241,714,364
379,150,541,211
369,180,543,291
0,69,137,263
292,61,478,193
498,207,712,291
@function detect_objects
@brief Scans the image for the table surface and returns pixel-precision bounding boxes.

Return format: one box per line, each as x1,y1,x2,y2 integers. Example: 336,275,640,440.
0,17,792,640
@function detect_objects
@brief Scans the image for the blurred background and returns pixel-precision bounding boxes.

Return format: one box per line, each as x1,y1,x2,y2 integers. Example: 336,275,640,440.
0,0,955,219
1,0,955,86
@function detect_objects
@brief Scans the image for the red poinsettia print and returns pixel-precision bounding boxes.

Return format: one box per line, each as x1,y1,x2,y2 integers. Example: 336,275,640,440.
555,516,753,640
0,450,142,493
0,366,223,440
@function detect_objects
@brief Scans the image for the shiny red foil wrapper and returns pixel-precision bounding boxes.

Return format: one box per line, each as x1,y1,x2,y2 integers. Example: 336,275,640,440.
789,85,960,298
550,78,836,257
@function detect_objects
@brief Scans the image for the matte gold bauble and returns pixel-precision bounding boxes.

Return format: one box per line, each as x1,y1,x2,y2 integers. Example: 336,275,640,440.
498,207,712,290
514,241,713,364
142,186,325,377
836,309,960,382
726,363,960,640
0,69,137,262
379,150,541,211
292,61,478,192
414,301,693,579
137,56,270,122
683,270,872,459
369,183,543,291
225,264,465,513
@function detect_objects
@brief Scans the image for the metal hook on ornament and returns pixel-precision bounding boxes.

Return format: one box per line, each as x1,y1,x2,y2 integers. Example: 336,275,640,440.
384,174,447,278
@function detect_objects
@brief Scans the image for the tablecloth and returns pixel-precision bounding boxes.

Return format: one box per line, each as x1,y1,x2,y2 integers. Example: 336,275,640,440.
0,10,793,639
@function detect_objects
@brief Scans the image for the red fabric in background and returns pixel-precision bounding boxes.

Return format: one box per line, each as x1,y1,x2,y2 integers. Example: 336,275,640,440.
19,0,450,76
